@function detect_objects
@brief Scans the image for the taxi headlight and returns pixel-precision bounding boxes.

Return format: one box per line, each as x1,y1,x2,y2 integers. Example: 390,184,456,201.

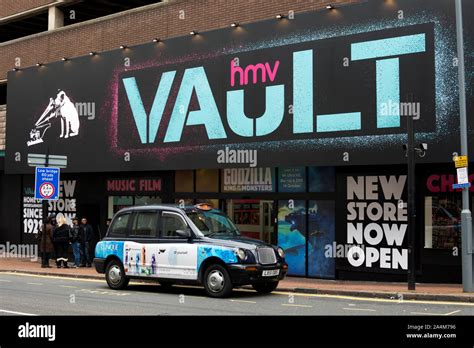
235,248,247,261
277,247,285,258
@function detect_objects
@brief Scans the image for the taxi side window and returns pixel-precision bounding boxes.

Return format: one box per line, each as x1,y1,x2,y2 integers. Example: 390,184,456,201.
131,211,158,238
108,213,131,237
161,212,188,238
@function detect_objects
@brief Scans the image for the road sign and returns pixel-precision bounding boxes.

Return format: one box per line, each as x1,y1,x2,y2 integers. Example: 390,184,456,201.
28,153,67,168
34,167,60,200
454,155,468,168
453,183,471,189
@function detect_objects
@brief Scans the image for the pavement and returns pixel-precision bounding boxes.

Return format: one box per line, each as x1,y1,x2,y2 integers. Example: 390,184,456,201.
0,257,473,304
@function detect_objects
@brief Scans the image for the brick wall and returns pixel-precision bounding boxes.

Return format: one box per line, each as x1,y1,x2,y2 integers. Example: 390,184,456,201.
0,0,362,80
0,0,54,18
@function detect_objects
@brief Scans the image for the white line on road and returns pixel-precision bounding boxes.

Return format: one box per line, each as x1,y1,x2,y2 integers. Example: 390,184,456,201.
281,304,313,308
343,307,376,312
229,299,256,304
0,309,37,316
59,285,78,288
411,309,462,316
445,310,461,316
26,282,43,286
271,291,474,307
0,279,11,282
411,312,437,315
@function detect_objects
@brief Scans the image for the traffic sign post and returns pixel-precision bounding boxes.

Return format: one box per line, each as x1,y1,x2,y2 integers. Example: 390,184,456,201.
28,150,66,232
34,167,60,201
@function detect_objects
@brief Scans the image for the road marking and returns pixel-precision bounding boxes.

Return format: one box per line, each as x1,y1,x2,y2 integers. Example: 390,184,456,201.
0,272,103,283
411,309,462,316
0,309,37,316
281,304,312,308
229,299,256,304
0,279,11,282
26,282,43,286
343,307,376,312
271,291,474,307
411,311,436,315
445,310,461,316
76,288,129,296
59,285,77,289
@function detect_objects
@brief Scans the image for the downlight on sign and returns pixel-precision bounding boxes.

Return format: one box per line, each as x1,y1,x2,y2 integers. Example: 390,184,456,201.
345,175,408,270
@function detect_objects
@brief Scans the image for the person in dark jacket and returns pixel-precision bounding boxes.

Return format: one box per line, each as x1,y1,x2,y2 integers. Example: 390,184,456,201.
53,213,70,268
37,214,55,268
80,217,94,267
69,217,81,268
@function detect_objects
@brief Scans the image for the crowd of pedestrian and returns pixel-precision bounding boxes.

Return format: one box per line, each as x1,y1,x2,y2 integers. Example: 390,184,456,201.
37,213,96,269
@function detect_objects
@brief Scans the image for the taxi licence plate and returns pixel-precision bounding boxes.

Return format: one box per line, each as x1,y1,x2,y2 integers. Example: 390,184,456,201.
262,269,280,277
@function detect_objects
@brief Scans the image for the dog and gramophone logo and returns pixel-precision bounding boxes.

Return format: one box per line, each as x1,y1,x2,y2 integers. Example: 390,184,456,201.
27,90,95,147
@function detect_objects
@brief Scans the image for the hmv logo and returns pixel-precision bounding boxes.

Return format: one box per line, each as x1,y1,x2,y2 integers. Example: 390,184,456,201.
121,31,429,146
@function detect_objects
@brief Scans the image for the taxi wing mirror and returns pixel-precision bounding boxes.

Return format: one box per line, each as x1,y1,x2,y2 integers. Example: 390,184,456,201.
175,228,191,238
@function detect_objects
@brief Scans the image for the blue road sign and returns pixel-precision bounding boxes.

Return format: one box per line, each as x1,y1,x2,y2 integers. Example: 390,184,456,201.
453,182,471,189
35,167,60,200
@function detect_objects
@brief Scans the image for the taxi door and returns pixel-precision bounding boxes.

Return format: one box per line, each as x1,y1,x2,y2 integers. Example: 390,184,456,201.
155,211,198,280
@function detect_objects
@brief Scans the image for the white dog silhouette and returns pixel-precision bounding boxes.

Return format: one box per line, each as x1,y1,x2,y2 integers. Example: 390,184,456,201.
54,91,79,138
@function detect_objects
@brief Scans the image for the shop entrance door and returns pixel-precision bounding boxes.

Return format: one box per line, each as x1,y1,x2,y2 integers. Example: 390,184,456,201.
260,200,274,244
227,199,275,242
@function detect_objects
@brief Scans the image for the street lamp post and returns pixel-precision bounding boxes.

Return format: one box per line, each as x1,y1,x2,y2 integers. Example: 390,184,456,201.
407,114,416,291
455,0,473,293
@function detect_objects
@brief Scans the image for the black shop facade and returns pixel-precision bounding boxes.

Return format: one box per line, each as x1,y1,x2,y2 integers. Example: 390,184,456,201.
4,0,474,283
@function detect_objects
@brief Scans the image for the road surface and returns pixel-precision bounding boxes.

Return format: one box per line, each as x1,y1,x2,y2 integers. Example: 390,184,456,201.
0,272,471,316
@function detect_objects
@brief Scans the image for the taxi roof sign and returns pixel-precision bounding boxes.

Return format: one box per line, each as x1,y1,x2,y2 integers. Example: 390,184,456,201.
195,203,213,211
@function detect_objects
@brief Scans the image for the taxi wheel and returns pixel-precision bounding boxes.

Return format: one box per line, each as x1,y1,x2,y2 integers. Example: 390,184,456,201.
252,281,279,294
203,264,233,298
105,259,129,290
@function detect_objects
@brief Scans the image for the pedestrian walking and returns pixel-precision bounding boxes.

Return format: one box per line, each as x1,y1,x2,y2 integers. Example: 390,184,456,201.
80,217,94,267
37,214,55,268
53,213,71,268
69,217,81,268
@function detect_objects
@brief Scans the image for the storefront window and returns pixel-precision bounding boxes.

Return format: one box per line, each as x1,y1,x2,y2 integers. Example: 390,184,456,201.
108,196,161,217
308,200,335,279
196,169,219,192
175,170,194,192
309,167,335,192
134,196,161,206
110,196,133,215
278,167,306,192
175,198,194,206
226,199,274,244
277,200,306,276
424,196,461,249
